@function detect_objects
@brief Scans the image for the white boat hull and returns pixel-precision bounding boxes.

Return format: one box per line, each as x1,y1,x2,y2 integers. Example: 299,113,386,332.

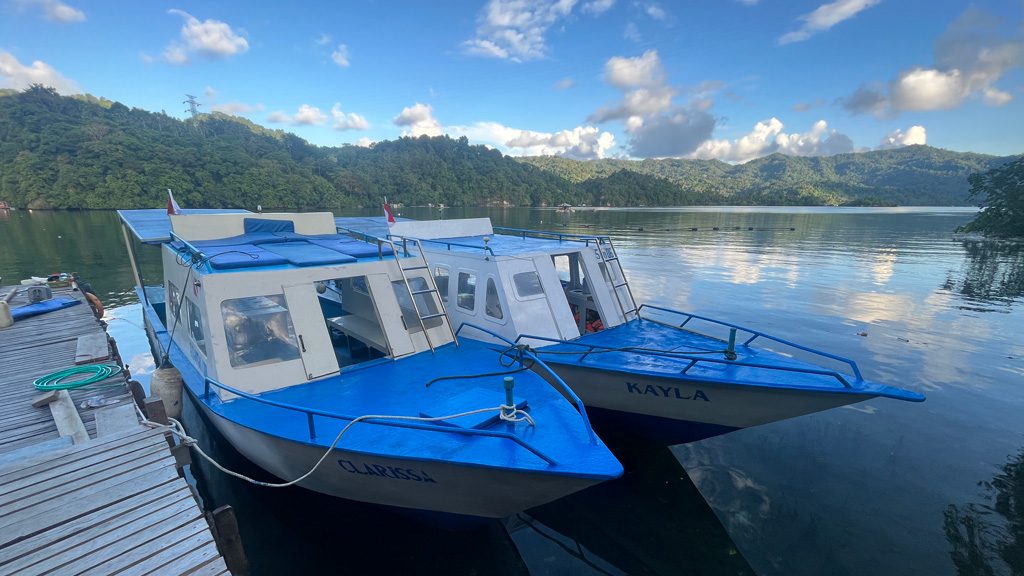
542,364,872,443
195,396,602,518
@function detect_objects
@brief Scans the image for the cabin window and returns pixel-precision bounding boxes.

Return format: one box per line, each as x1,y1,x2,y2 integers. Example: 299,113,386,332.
352,276,369,295
167,281,182,325
485,277,504,320
457,272,477,311
186,299,206,356
318,276,389,367
220,296,301,368
552,255,571,284
512,271,544,299
392,278,443,331
434,267,450,302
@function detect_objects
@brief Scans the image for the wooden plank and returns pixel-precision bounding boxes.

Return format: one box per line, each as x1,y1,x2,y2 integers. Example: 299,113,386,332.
181,556,230,576
31,390,59,408
0,445,171,518
0,461,180,543
47,390,89,445
0,437,73,468
145,541,224,576
0,427,158,481
75,333,110,364
95,404,141,437
100,520,217,573
8,493,200,575
65,516,212,575
0,486,193,574
144,397,169,425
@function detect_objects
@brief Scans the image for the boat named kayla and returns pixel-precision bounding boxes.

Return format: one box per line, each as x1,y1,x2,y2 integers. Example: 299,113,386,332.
335,216,925,445
117,207,622,519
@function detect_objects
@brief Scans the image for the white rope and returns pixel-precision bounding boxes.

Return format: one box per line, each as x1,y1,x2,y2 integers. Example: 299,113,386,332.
136,403,534,488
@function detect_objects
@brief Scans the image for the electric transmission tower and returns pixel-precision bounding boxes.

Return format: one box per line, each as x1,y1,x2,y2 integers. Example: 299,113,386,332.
183,94,200,118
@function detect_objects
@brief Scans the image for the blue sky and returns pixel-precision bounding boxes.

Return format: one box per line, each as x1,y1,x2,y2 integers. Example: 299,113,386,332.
1,0,1022,161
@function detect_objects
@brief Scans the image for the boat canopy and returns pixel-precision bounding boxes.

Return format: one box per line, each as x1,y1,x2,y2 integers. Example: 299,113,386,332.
117,209,251,244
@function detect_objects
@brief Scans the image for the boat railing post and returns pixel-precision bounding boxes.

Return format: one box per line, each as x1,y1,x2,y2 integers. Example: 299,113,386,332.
725,328,737,360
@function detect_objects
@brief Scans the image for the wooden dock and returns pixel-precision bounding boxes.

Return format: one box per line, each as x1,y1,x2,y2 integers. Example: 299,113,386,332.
0,286,240,575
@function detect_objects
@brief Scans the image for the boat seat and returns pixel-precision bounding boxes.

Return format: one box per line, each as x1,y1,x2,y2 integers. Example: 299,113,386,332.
202,244,288,269
262,242,357,266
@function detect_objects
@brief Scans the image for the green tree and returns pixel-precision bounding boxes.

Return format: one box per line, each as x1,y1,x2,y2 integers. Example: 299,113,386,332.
959,157,1024,238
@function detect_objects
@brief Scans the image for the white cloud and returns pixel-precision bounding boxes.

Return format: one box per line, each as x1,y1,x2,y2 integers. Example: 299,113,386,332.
581,0,614,15
267,104,327,125
211,102,265,115
692,118,854,163
628,108,717,158
449,122,616,159
330,103,369,131
164,9,249,64
554,77,574,90
624,22,641,42
461,0,579,62
604,49,664,89
0,51,79,93
983,87,1012,107
842,8,1023,114
778,0,880,45
315,33,332,46
17,0,85,22
889,68,968,111
393,102,443,136
878,125,927,149
331,44,350,68
203,86,216,98
737,0,759,5
589,50,676,125
643,3,667,20
353,137,374,147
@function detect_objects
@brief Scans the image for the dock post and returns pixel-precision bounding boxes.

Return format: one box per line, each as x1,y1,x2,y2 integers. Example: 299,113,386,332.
210,505,251,576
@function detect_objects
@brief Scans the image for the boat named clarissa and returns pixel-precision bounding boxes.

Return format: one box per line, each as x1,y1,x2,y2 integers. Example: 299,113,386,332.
117,209,622,519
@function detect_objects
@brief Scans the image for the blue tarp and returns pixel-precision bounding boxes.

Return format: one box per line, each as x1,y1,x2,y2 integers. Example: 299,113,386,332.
11,296,81,320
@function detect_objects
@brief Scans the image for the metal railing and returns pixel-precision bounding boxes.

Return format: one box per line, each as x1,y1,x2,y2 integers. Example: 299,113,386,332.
493,226,605,246
202,376,556,465
455,323,597,442
512,328,860,390
636,304,864,382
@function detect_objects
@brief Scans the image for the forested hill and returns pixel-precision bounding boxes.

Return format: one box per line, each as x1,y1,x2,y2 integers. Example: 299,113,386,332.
0,86,1016,209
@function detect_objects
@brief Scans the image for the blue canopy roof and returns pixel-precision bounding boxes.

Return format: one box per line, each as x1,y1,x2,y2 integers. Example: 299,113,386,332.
117,209,251,244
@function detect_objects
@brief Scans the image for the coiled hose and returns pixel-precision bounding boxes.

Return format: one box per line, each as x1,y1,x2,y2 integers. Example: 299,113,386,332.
33,364,123,391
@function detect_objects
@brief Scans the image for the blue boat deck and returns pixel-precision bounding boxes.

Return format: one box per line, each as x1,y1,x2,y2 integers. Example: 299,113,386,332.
535,320,924,402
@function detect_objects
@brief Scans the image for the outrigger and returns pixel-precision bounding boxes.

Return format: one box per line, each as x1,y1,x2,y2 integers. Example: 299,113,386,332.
117,209,622,518
335,216,925,445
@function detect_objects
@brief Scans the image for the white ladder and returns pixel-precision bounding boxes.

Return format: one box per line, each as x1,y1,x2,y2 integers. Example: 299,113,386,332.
386,237,458,353
594,237,638,321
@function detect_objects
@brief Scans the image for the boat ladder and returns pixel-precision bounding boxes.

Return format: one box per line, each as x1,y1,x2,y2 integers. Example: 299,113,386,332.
386,237,459,353
594,237,638,321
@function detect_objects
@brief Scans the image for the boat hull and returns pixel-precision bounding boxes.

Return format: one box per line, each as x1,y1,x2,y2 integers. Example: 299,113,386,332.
187,385,604,519
539,363,872,444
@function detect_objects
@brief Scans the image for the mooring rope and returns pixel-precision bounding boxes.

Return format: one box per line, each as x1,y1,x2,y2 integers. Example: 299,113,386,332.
136,403,534,488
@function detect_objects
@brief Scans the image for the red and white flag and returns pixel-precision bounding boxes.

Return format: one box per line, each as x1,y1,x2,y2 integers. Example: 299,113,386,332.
383,197,396,228
167,189,182,215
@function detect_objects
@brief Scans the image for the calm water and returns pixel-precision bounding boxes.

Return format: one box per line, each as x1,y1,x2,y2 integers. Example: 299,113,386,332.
1,206,1022,575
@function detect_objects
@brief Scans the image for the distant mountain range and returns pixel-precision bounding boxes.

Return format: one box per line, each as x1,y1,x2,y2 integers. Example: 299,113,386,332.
0,86,1017,209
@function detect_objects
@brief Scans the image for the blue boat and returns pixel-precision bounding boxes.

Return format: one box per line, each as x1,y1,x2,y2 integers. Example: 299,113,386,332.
117,209,622,518
335,216,926,445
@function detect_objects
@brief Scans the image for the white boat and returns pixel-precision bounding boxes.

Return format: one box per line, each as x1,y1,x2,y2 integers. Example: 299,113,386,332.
335,216,925,444
117,209,622,518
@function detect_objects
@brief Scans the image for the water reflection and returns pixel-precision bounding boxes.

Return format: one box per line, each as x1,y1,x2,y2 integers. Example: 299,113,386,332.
942,241,1024,311
945,447,1024,576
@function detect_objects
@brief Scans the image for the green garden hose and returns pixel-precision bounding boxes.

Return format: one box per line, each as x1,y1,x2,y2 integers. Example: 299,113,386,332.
33,364,123,391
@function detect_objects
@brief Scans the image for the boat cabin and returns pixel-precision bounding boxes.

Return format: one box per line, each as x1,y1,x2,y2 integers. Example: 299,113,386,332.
119,210,454,399
335,217,638,346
